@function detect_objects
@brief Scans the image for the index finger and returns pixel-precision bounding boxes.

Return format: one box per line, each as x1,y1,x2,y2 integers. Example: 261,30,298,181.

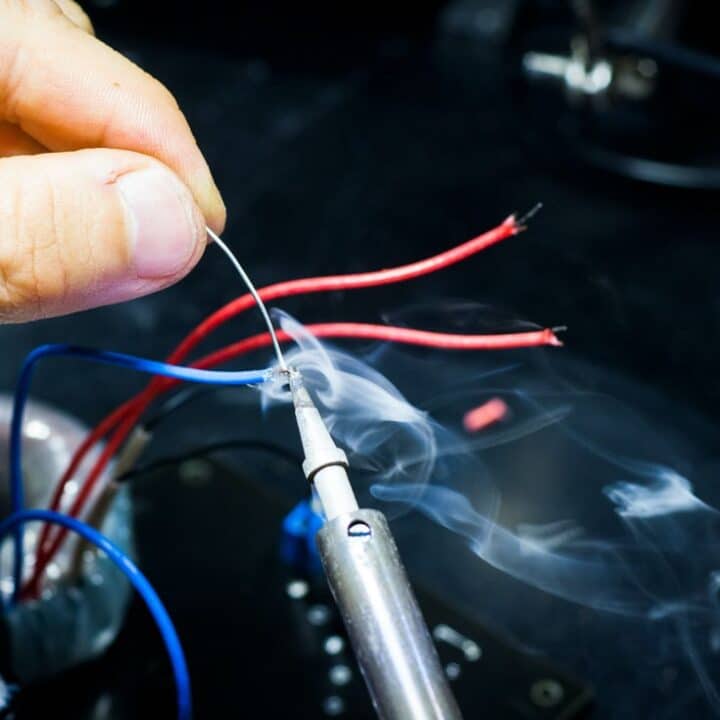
0,2,225,231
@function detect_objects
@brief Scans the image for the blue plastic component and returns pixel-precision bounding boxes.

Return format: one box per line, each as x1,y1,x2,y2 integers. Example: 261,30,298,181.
281,499,324,573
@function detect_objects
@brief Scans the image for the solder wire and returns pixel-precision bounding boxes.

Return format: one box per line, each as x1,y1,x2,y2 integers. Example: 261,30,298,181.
206,228,287,371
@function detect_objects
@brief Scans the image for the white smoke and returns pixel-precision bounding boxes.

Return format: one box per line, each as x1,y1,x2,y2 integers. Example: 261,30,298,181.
261,309,720,715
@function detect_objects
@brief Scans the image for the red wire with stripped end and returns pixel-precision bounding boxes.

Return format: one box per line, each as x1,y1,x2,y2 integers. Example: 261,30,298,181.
28,212,554,591
156,212,522,363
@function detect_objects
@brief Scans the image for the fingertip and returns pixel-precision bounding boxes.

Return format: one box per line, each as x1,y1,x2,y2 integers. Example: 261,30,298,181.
186,158,226,234
116,165,207,280
0,10,219,228
0,149,212,322
204,177,227,235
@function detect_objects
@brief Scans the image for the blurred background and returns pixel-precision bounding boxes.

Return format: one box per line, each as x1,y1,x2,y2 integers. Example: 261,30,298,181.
3,0,720,718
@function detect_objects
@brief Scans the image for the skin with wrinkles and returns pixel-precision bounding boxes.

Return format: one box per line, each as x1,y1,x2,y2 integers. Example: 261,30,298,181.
0,0,225,321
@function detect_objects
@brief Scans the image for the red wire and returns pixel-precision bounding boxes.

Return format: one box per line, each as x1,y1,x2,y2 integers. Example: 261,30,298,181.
184,325,561,378
42,215,519,511
158,214,519,366
28,215,531,587
128,323,561,397
26,321,559,592
24,412,140,599
32,398,142,566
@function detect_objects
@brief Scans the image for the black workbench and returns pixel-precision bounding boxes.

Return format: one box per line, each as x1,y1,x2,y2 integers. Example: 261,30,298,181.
3,6,720,718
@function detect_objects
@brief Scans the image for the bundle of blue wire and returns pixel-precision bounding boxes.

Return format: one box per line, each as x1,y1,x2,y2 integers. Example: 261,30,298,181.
4,343,274,720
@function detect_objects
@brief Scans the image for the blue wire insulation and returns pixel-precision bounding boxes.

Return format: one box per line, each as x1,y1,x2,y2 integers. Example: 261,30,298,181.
9,343,272,604
0,509,191,720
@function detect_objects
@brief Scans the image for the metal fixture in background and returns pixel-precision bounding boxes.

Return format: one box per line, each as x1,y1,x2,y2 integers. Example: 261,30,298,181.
513,0,720,189
522,0,661,106
523,34,657,105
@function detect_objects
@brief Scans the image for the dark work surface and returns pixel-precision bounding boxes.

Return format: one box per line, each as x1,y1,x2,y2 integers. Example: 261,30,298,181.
2,7,720,720
13,461,594,720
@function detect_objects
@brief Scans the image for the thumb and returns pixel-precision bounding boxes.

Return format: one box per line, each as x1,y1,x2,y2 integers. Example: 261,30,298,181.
0,149,207,322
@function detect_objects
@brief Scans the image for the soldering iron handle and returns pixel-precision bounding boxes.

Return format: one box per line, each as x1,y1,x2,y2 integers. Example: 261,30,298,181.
317,509,463,720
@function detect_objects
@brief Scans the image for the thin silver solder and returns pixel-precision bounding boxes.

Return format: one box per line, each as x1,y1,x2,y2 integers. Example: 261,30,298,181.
206,227,287,371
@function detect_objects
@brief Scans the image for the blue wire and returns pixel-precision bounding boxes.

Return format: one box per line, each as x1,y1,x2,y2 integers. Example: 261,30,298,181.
0,509,192,720
9,343,271,604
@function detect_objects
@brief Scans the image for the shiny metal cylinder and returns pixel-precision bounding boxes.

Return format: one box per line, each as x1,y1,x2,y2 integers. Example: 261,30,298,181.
0,395,132,682
317,509,463,720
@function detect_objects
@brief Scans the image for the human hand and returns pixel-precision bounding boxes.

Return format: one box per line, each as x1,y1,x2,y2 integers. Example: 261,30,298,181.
0,1,225,322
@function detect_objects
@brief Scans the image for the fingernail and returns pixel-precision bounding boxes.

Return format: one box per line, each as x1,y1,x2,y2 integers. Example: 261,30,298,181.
117,167,203,279
207,180,227,234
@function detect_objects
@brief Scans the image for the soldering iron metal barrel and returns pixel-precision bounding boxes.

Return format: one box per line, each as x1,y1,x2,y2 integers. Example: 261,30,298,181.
317,509,463,720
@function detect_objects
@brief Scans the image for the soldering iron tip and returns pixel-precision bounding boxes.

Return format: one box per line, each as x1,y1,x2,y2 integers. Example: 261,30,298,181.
289,371,315,409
